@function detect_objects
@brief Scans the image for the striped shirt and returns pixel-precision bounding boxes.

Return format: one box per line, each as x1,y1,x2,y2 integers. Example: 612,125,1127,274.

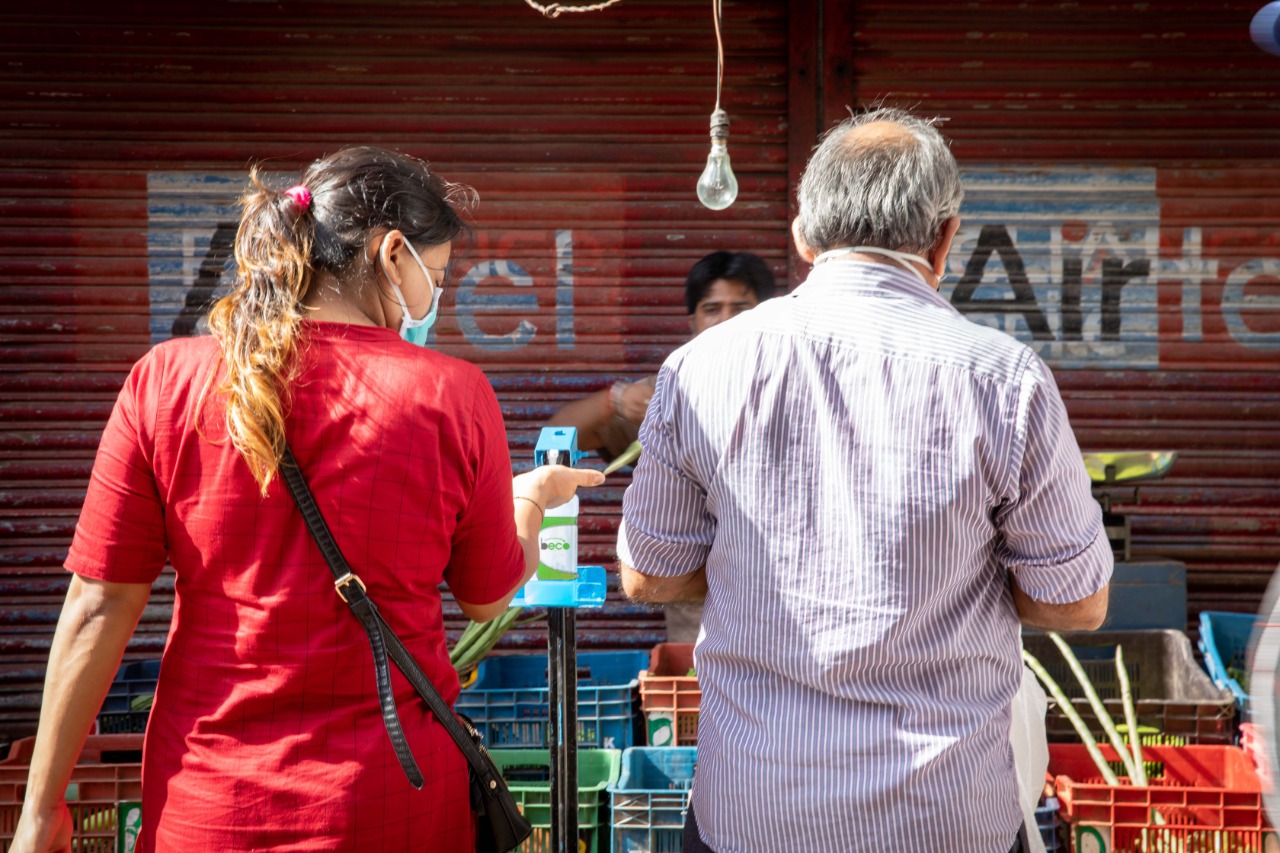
618,259,1112,853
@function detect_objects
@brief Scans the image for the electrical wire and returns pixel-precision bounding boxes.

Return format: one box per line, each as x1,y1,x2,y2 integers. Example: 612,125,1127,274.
713,0,724,111
524,0,622,17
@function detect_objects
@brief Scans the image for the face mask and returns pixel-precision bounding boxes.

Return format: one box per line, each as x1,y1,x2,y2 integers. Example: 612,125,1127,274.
813,246,935,288
382,235,443,346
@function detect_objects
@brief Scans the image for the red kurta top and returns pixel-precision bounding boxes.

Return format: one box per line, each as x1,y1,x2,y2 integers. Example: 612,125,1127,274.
65,321,525,852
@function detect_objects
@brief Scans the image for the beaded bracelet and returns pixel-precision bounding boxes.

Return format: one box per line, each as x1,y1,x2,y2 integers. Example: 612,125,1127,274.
513,495,544,521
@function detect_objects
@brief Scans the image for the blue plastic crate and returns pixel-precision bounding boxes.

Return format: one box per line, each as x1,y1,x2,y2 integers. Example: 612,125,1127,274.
1099,560,1186,630
1035,797,1063,853
456,651,648,749
1198,610,1257,719
97,660,160,734
610,747,696,853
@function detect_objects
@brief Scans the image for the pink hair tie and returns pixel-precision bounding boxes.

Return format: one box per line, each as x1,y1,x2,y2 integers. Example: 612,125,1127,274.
283,185,312,213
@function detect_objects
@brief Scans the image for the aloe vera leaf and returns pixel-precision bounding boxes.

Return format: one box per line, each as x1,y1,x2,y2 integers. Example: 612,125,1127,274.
602,441,642,475
1116,646,1147,786
1023,649,1120,786
448,620,486,665
1048,632,1140,781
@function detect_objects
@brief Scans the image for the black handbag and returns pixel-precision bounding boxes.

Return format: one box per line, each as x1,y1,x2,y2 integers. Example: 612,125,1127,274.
279,446,533,853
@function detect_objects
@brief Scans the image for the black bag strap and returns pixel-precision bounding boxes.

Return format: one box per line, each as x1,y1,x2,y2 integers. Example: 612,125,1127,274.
278,445,508,799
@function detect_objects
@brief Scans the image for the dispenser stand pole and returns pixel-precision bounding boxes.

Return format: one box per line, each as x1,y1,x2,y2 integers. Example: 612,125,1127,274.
547,606,578,853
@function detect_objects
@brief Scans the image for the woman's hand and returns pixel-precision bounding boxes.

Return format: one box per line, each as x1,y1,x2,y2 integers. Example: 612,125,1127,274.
513,465,605,512
9,801,72,853
456,465,609,623
11,576,150,853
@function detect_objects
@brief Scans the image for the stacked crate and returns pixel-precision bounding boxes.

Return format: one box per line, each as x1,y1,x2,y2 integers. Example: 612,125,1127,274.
457,650,647,852
1049,743,1275,851
0,735,143,853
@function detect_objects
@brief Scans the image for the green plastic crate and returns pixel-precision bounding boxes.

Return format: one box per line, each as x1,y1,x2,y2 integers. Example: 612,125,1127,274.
491,748,621,853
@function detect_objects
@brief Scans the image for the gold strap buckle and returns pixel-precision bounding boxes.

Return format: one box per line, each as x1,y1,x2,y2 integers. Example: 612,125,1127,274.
334,572,367,603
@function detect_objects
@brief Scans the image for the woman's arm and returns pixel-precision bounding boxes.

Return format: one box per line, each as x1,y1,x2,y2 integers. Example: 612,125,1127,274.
10,575,151,853
454,465,605,624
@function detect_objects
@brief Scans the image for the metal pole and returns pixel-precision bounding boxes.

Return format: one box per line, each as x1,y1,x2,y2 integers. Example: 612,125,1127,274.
547,606,578,853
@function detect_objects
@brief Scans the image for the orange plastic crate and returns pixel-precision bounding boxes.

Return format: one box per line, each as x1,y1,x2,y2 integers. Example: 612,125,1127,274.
0,736,142,853
1050,743,1276,851
1239,722,1273,791
638,643,700,746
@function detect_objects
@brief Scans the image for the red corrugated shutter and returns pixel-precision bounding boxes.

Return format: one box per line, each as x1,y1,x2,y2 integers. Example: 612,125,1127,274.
5,0,1278,743
853,2,1280,618
0,0,791,738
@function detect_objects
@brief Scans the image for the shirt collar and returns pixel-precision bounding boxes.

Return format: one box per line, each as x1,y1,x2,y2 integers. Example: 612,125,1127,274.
793,258,957,313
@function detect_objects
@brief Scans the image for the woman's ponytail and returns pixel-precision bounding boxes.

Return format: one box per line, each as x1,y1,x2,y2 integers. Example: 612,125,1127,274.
205,167,314,496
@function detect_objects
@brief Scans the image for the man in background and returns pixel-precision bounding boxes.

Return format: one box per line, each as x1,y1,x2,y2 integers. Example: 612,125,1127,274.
617,107,1111,852
547,250,776,642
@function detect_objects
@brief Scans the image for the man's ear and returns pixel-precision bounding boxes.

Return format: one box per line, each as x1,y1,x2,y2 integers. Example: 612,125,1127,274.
929,216,961,279
791,218,816,264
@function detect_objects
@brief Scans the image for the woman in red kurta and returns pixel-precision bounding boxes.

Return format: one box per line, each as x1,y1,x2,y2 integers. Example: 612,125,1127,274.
12,147,602,853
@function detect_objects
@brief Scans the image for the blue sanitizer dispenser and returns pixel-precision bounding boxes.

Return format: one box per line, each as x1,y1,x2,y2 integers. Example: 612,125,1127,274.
511,427,606,608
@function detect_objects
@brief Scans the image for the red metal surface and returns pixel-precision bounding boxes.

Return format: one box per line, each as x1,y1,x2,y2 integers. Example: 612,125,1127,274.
854,1,1280,623
2,0,1278,742
0,0,791,740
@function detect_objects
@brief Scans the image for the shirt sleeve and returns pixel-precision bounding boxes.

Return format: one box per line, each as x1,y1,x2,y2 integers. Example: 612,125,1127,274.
617,359,715,577
997,354,1113,604
443,374,525,606
65,350,168,584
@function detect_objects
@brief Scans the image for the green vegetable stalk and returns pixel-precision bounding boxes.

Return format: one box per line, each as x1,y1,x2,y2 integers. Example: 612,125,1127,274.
450,607,544,680
602,440,642,475
1048,632,1140,781
1023,649,1119,786
1116,645,1147,786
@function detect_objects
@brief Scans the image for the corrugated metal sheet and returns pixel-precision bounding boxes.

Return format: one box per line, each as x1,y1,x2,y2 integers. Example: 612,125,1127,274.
853,1,1280,621
0,0,792,738
4,0,1278,742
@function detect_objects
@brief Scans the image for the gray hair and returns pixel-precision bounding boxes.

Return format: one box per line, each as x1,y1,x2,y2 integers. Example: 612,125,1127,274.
796,107,964,256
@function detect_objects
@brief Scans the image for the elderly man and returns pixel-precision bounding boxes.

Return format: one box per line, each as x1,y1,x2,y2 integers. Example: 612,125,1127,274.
617,108,1111,853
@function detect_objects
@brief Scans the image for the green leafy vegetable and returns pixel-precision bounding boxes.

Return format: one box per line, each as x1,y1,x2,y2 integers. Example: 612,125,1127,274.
602,441,642,475
450,607,545,679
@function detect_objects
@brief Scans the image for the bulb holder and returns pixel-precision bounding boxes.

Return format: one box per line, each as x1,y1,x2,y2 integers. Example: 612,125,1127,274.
709,108,730,141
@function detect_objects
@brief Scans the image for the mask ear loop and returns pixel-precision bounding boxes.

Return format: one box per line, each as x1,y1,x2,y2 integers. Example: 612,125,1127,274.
400,240,439,323
813,246,934,286
376,232,428,332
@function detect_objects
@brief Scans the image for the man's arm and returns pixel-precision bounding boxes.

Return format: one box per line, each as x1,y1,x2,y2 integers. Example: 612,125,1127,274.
1012,576,1109,631
999,356,1114,631
548,377,655,454
618,561,707,604
546,389,612,451
615,364,716,604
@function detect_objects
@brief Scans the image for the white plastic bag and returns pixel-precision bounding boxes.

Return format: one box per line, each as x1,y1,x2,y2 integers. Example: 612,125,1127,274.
1009,663,1050,853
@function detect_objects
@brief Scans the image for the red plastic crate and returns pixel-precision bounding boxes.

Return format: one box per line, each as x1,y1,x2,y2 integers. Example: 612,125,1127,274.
638,643,700,746
0,734,143,766
0,736,142,853
1050,743,1277,851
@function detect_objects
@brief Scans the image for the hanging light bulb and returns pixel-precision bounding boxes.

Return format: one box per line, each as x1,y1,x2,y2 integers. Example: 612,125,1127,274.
696,0,736,210
697,109,738,211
